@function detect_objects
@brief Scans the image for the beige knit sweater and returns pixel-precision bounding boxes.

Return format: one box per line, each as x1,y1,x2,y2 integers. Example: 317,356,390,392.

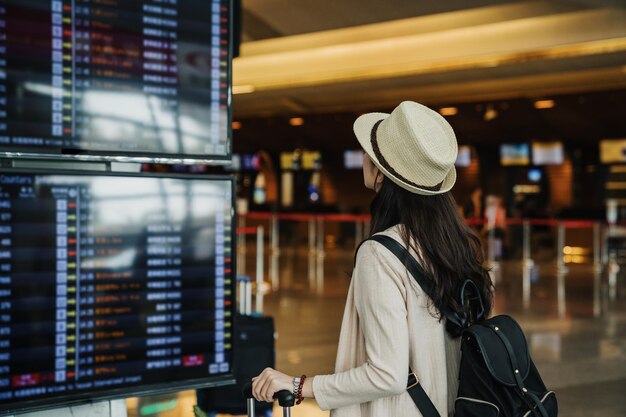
312,225,461,417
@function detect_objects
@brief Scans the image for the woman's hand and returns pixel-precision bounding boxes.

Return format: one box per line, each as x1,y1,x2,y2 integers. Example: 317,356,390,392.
252,368,294,403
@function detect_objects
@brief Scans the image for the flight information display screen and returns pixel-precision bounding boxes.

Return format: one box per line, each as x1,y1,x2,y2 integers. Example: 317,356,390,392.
0,171,235,414
0,0,232,161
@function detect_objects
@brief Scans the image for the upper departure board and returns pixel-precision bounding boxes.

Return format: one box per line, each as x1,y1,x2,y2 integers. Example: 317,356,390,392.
0,0,232,162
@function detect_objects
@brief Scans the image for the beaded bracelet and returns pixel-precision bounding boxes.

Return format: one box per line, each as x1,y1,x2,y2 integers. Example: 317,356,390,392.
296,374,306,405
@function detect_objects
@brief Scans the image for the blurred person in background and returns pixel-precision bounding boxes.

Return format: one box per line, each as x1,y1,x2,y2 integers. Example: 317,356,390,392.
250,101,493,417
484,195,507,260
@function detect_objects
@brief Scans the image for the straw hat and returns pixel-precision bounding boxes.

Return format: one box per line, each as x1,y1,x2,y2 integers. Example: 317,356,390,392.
354,101,458,195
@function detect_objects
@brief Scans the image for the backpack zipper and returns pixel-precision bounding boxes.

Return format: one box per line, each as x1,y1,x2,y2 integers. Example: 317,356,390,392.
456,397,500,414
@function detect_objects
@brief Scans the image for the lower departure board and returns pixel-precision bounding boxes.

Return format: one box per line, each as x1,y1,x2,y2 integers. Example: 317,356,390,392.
0,170,235,414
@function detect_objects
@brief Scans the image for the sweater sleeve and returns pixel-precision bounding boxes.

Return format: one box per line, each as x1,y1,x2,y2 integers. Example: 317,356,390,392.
313,240,409,410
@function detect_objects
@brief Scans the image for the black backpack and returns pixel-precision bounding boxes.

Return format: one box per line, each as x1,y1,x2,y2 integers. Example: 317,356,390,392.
368,235,558,417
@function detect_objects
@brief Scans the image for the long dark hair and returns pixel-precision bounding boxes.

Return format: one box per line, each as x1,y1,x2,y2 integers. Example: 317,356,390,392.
368,178,493,336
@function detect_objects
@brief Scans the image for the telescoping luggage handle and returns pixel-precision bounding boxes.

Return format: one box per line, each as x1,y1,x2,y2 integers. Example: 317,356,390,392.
243,382,295,417
237,275,253,315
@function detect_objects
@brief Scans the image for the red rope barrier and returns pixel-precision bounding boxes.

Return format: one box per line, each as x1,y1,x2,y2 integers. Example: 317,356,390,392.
561,220,597,228
236,227,259,235
242,212,371,222
241,212,608,229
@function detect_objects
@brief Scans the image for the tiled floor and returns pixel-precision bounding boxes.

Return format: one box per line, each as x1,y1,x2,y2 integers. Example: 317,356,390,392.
127,244,626,417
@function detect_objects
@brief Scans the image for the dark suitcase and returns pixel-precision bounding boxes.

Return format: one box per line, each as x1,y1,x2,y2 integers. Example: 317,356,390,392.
197,276,275,416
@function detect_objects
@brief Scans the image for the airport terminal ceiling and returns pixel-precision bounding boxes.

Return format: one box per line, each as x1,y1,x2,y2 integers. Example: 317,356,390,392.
232,0,626,117
240,0,626,41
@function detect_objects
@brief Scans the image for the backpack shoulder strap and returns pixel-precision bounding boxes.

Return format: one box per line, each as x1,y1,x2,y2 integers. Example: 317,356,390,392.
367,234,463,328
367,234,435,294
364,235,446,417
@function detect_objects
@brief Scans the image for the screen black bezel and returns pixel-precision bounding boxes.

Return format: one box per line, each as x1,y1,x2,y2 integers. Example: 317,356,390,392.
0,0,234,164
0,167,238,415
